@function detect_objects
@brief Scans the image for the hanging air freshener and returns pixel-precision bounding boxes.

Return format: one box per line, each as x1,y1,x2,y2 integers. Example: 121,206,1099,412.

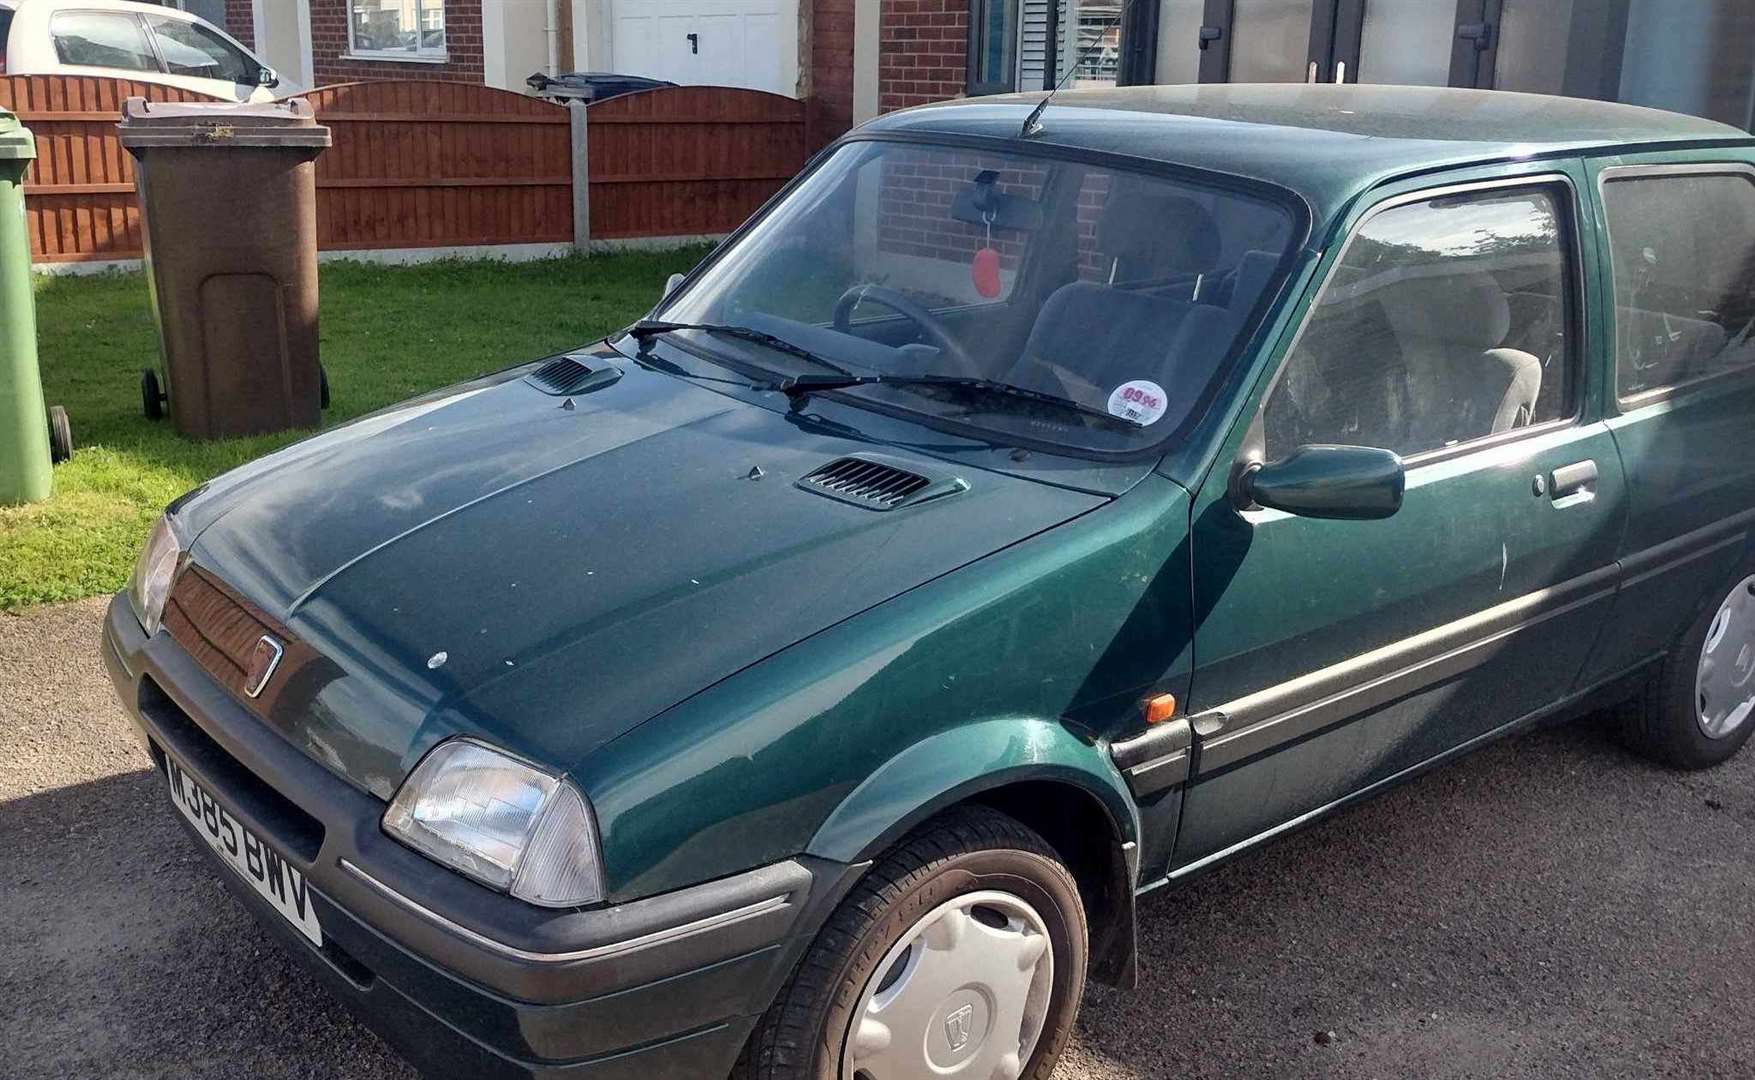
971,208,1002,299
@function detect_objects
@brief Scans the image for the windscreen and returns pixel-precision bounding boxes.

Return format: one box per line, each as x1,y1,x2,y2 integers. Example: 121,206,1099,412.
655,139,1298,454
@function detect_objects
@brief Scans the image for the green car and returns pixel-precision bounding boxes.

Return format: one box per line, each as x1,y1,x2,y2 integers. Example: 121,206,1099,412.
103,84,1755,1080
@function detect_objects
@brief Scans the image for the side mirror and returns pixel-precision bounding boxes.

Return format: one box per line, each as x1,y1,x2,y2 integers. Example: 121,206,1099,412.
1234,444,1405,521
258,67,280,88
662,272,686,302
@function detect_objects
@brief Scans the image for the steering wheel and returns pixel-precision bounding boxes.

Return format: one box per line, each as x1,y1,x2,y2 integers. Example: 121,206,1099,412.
832,285,980,377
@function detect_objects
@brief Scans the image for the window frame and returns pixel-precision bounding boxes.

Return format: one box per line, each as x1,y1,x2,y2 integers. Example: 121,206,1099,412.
48,9,162,74
345,0,449,64
1598,161,1755,411
1254,172,1588,472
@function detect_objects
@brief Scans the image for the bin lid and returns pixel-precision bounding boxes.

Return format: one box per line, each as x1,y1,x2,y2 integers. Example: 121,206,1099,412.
118,97,331,150
0,108,36,161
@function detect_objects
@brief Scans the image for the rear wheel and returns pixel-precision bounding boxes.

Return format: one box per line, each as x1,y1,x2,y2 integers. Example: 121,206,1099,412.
319,364,331,410
740,806,1087,1080
1621,562,1755,769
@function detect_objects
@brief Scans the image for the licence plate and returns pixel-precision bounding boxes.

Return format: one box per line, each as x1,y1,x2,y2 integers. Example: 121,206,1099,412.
164,753,324,947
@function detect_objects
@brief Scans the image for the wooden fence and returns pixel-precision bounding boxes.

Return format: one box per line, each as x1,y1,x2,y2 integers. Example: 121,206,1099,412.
4,76,812,265
585,85,810,240
303,81,574,251
0,75,225,263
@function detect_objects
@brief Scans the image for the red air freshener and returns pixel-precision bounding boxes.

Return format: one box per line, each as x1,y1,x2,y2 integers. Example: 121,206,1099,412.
971,247,1001,298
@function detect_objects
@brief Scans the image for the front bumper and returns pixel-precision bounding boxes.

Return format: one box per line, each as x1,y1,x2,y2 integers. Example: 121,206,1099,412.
102,593,858,1078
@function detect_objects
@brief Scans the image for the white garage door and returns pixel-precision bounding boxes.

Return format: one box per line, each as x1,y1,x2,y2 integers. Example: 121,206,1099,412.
611,0,798,97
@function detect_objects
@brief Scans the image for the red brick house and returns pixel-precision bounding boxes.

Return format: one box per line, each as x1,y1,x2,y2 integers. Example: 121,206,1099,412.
178,1,1755,150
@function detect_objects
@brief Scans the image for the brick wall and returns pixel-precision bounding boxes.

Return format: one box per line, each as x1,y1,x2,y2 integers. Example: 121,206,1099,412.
309,0,484,86
225,0,254,47
811,0,855,141
879,0,969,112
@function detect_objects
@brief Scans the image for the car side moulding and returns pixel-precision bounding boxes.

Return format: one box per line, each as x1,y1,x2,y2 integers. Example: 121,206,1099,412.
1183,563,1622,776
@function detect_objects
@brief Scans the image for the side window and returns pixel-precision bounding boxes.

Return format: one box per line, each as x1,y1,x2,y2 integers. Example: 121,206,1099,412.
50,11,158,71
147,16,257,83
1602,170,1755,399
1263,186,1575,460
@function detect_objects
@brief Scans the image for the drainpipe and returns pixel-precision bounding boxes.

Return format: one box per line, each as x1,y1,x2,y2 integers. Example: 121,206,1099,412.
546,0,561,76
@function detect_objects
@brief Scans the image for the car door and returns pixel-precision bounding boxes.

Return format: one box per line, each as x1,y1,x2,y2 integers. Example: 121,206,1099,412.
1170,166,1629,872
140,12,262,103
1575,153,1755,686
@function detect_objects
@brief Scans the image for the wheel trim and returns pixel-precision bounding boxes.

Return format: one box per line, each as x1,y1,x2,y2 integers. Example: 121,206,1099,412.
841,889,1054,1080
1697,574,1755,740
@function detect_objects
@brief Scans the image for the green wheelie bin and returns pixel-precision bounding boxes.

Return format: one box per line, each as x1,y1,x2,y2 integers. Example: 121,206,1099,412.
0,106,69,506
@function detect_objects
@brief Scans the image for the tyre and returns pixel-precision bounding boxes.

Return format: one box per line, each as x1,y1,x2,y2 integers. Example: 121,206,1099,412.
141,368,163,420
740,806,1087,1080
47,406,73,464
1621,561,1755,769
319,364,331,410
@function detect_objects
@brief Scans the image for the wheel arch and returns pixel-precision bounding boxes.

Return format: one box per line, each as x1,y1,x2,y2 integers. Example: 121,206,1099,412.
805,717,1141,987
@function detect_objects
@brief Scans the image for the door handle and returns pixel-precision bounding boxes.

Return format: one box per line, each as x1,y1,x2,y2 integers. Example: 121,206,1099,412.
1550,460,1598,500
687,32,699,54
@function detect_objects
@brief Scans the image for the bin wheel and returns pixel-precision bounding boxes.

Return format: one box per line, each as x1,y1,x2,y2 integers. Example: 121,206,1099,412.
48,406,73,464
319,364,331,410
141,368,164,420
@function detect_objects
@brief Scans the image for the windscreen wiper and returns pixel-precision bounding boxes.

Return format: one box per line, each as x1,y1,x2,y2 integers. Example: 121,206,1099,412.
776,373,1144,429
628,321,1140,429
626,320,860,378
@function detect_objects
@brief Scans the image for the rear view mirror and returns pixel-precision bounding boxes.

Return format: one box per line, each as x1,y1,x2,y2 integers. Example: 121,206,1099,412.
1235,444,1405,521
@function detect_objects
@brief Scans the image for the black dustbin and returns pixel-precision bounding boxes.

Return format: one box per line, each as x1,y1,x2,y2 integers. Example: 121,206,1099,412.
120,97,332,440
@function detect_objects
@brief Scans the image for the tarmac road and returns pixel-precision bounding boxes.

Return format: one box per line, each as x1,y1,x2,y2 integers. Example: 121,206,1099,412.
4,597,1753,1079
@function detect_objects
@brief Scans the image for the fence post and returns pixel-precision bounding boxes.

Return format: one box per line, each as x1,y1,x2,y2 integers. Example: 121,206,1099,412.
570,101,590,254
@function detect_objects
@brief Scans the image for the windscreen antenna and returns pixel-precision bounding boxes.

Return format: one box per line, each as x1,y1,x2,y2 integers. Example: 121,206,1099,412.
1021,0,1142,139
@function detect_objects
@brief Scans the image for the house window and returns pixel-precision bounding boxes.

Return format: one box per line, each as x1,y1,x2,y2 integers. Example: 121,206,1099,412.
348,0,447,61
971,0,1127,97
968,0,1022,95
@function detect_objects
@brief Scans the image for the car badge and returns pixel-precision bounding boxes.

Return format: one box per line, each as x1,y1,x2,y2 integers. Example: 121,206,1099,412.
244,635,284,699
944,1003,974,1053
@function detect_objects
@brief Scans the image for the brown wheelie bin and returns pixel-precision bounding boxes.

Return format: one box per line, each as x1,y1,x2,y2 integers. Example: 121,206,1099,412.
120,97,332,439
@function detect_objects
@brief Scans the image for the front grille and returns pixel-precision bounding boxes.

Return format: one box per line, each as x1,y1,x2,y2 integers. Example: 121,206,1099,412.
798,457,934,510
163,567,320,718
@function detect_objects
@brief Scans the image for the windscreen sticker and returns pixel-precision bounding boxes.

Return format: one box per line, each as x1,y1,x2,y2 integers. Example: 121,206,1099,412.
1107,380,1168,426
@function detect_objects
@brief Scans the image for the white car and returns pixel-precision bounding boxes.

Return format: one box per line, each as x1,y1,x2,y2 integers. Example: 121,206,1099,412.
0,0,300,102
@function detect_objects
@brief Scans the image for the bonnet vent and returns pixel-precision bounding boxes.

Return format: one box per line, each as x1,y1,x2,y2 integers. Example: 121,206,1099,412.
527,356,622,396
797,457,967,511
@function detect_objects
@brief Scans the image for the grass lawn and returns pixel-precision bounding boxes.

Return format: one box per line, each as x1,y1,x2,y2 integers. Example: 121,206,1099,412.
0,249,710,612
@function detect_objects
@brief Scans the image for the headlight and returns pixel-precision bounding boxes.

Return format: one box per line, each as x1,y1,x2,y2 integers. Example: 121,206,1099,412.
383,739,604,908
128,514,183,636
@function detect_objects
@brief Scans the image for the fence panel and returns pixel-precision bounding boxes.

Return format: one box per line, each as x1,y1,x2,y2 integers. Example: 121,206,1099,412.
585,86,808,241
0,76,225,263
299,81,574,251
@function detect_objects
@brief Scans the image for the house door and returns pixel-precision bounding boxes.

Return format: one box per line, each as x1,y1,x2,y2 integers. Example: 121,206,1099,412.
1154,0,1501,88
609,0,799,96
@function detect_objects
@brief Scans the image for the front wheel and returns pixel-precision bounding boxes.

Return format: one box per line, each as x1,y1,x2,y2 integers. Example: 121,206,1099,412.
740,806,1087,1080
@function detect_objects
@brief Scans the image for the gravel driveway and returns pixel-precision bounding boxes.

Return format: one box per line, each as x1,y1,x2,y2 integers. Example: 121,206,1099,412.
4,598,1753,1079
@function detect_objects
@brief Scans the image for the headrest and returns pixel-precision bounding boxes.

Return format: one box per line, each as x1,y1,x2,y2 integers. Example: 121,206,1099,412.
1097,181,1221,277
1378,271,1511,350
1230,249,1281,309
